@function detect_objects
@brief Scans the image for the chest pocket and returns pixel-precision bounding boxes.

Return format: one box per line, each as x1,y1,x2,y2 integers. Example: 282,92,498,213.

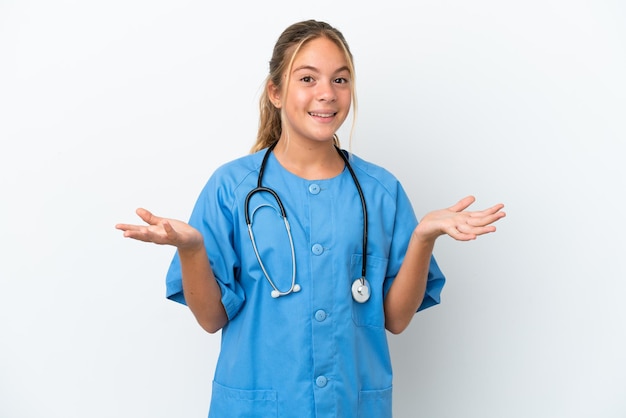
351,254,389,328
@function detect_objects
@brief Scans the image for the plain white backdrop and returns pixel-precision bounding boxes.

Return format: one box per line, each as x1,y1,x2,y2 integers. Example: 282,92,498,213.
1,1,625,417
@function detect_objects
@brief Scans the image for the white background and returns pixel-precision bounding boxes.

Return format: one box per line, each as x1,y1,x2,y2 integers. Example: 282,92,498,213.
1,1,625,417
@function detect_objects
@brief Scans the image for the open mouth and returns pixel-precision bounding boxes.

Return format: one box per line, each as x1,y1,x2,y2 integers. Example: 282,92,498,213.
309,112,337,118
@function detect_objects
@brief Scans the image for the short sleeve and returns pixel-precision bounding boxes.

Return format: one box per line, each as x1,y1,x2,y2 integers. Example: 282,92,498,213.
417,255,445,312
383,182,446,312
165,171,246,321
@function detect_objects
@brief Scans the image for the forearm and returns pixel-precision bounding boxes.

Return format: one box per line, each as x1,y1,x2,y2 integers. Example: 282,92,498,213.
383,196,505,333
383,232,435,334
179,245,228,334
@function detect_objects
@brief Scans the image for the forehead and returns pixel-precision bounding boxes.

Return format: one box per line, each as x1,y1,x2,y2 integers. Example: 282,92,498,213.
292,36,349,71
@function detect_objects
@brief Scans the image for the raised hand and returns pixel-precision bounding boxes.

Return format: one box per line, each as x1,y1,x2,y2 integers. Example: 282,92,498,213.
115,208,203,250
416,196,506,242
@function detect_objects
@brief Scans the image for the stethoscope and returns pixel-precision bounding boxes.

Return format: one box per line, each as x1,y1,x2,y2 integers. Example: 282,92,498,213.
244,142,371,303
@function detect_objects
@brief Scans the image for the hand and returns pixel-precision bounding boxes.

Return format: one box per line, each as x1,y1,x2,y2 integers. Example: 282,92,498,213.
115,208,203,250
415,196,506,242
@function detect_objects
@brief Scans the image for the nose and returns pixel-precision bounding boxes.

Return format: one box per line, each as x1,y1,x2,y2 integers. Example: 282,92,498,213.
317,81,337,102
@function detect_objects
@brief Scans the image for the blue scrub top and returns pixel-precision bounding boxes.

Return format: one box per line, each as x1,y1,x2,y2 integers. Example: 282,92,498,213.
166,149,445,418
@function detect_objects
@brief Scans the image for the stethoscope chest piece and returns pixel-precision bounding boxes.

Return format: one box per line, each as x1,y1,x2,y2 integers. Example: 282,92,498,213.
351,278,371,303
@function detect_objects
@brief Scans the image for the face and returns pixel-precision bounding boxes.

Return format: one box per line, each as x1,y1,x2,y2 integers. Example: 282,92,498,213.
271,36,352,147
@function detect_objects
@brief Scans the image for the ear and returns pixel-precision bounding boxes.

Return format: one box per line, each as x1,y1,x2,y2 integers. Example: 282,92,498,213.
267,80,282,109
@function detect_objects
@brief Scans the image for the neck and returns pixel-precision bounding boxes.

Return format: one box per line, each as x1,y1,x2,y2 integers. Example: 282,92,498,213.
272,139,344,180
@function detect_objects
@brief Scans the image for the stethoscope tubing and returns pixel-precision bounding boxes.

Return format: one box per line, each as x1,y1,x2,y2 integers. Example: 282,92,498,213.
244,142,368,300
336,146,368,284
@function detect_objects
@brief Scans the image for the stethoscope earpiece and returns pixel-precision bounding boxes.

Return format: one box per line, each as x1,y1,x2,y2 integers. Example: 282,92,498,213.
270,283,301,299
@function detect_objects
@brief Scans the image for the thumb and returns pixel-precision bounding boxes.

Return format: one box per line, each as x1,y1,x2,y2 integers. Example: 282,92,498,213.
135,207,160,225
449,195,476,213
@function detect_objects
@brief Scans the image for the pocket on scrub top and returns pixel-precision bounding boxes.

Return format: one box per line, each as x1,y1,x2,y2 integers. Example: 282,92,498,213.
351,254,389,328
209,381,277,418
358,386,393,418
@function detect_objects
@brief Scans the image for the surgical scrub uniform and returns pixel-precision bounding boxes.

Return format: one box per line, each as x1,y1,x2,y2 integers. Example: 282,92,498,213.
165,149,445,418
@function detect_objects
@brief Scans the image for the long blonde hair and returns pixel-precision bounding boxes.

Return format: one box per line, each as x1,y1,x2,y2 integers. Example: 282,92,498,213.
251,20,358,153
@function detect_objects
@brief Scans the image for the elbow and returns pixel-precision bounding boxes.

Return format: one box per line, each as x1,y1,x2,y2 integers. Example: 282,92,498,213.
385,318,411,335
198,318,226,334
196,310,228,334
190,301,228,334
203,326,222,335
385,324,407,335
383,304,415,334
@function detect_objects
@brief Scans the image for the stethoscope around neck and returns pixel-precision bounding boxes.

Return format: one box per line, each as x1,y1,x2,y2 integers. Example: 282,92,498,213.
244,142,371,303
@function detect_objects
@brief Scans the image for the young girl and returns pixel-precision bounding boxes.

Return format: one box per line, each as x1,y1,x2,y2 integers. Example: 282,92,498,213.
116,20,505,418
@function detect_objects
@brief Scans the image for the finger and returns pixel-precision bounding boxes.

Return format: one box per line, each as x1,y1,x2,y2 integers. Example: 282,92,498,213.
136,208,161,225
448,226,477,241
465,203,505,219
120,228,154,242
474,225,497,236
469,203,505,217
448,195,476,213
115,223,128,231
467,210,506,227
456,215,500,235
115,223,143,232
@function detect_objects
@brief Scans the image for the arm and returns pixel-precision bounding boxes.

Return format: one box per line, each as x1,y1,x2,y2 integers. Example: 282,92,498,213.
383,196,506,334
116,208,228,333
177,244,228,333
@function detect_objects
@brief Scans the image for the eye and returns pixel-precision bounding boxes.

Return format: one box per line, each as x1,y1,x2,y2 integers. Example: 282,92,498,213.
334,77,349,84
300,76,314,83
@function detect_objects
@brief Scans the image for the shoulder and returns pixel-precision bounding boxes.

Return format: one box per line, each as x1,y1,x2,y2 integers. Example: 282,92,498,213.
193,150,265,211
345,151,417,224
345,152,404,196
206,150,265,191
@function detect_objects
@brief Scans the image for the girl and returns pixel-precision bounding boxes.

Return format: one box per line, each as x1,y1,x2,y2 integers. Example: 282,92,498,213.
116,20,505,418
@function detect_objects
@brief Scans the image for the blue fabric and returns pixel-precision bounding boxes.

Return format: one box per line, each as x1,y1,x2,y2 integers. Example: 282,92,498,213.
165,149,445,418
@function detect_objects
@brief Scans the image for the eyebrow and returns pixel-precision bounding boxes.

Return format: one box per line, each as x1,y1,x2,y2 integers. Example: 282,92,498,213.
292,65,351,75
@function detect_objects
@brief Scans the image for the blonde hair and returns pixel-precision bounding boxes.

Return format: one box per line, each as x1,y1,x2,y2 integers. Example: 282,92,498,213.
251,20,358,153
